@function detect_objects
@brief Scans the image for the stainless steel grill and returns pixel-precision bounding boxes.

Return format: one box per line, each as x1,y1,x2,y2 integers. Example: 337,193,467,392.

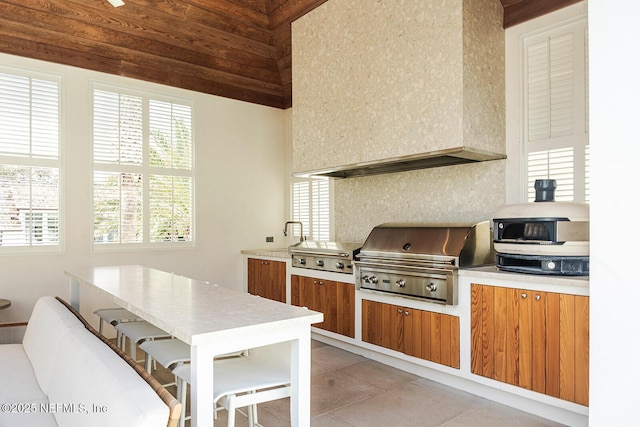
289,241,362,274
355,221,494,305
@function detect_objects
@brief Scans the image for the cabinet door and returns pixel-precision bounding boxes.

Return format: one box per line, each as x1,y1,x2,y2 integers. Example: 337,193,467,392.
472,284,531,385
518,289,547,393
291,274,301,307
292,276,354,337
402,307,422,359
291,275,330,331
420,310,460,369
335,281,355,338
247,258,286,303
247,257,263,296
266,260,286,302
362,301,407,353
298,276,316,312
558,294,589,406
312,278,336,332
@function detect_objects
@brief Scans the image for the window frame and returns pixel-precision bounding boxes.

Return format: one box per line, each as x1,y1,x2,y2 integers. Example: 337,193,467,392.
505,2,589,204
0,66,63,254
91,83,195,251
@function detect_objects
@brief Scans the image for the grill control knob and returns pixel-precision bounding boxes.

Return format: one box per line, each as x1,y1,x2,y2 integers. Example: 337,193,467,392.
370,276,378,284
426,282,438,292
396,279,406,288
335,262,345,269
362,275,370,283
316,260,324,267
296,258,306,265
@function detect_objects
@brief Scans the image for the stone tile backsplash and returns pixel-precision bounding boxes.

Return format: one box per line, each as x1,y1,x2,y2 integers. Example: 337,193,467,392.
334,160,505,243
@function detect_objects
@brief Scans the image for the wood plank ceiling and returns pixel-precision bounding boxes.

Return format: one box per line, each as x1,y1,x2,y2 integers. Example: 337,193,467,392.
0,0,582,109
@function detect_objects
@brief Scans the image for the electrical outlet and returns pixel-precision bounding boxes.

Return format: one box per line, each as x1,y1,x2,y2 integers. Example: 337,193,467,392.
266,236,274,243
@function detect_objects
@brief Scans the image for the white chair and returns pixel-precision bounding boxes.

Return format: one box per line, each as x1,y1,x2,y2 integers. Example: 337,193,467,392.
138,338,191,374
93,307,141,343
172,341,291,427
115,320,175,360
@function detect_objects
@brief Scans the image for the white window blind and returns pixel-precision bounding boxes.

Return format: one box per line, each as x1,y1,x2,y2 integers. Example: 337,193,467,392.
522,17,589,203
311,179,330,240
92,86,194,246
0,71,61,249
292,178,330,241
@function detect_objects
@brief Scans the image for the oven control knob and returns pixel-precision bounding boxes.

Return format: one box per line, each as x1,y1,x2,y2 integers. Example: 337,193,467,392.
370,275,378,284
362,275,370,283
396,279,406,288
426,282,438,292
335,262,345,269
316,260,324,267
296,258,306,265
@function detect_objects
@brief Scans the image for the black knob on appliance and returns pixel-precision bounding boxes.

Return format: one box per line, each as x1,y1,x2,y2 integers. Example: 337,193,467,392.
335,262,344,269
316,260,324,267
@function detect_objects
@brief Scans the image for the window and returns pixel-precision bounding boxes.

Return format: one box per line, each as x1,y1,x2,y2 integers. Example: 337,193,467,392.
92,86,193,247
292,178,331,241
0,70,61,250
506,4,589,203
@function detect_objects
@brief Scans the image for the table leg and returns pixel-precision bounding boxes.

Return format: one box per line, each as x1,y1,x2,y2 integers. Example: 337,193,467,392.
290,328,312,427
69,277,80,310
191,343,214,427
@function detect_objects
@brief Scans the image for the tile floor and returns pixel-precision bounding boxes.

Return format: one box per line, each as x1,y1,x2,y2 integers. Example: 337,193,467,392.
154,340,564,427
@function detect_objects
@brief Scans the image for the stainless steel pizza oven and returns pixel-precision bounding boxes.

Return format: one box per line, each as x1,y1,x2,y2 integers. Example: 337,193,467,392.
354,221,494,305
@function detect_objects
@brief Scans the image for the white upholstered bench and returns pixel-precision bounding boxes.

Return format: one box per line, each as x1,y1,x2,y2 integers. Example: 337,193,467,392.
0,296,181,427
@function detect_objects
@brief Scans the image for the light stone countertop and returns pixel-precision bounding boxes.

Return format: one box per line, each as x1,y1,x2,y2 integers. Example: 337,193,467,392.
241,248,291,259
460,265,589,295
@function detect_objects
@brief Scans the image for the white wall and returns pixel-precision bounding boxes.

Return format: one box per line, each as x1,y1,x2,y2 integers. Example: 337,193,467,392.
589,0,640,424
0,53,288,337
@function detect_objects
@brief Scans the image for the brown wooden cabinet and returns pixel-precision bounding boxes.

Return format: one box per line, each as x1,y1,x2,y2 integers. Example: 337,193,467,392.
291,275,355,338
361,299,460,369
471,283,589,406
247,257,286,303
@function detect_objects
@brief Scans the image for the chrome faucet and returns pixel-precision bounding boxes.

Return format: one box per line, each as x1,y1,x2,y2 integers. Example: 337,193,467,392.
283,221,306,242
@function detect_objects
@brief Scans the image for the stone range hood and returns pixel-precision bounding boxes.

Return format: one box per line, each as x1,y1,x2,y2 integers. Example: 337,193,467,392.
293,146,506,179
291,0,506,178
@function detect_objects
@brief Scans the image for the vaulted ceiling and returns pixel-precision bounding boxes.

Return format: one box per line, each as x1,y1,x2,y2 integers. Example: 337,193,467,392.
0,0,582,109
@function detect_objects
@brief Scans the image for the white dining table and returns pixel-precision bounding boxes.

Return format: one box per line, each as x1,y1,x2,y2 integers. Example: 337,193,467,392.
65,265,323,427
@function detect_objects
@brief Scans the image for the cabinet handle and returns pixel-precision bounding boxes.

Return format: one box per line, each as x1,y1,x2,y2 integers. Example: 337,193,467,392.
314,280,324,285
404,311,410,316
521,293,527,299
535,294,541,301
397,308,403,314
